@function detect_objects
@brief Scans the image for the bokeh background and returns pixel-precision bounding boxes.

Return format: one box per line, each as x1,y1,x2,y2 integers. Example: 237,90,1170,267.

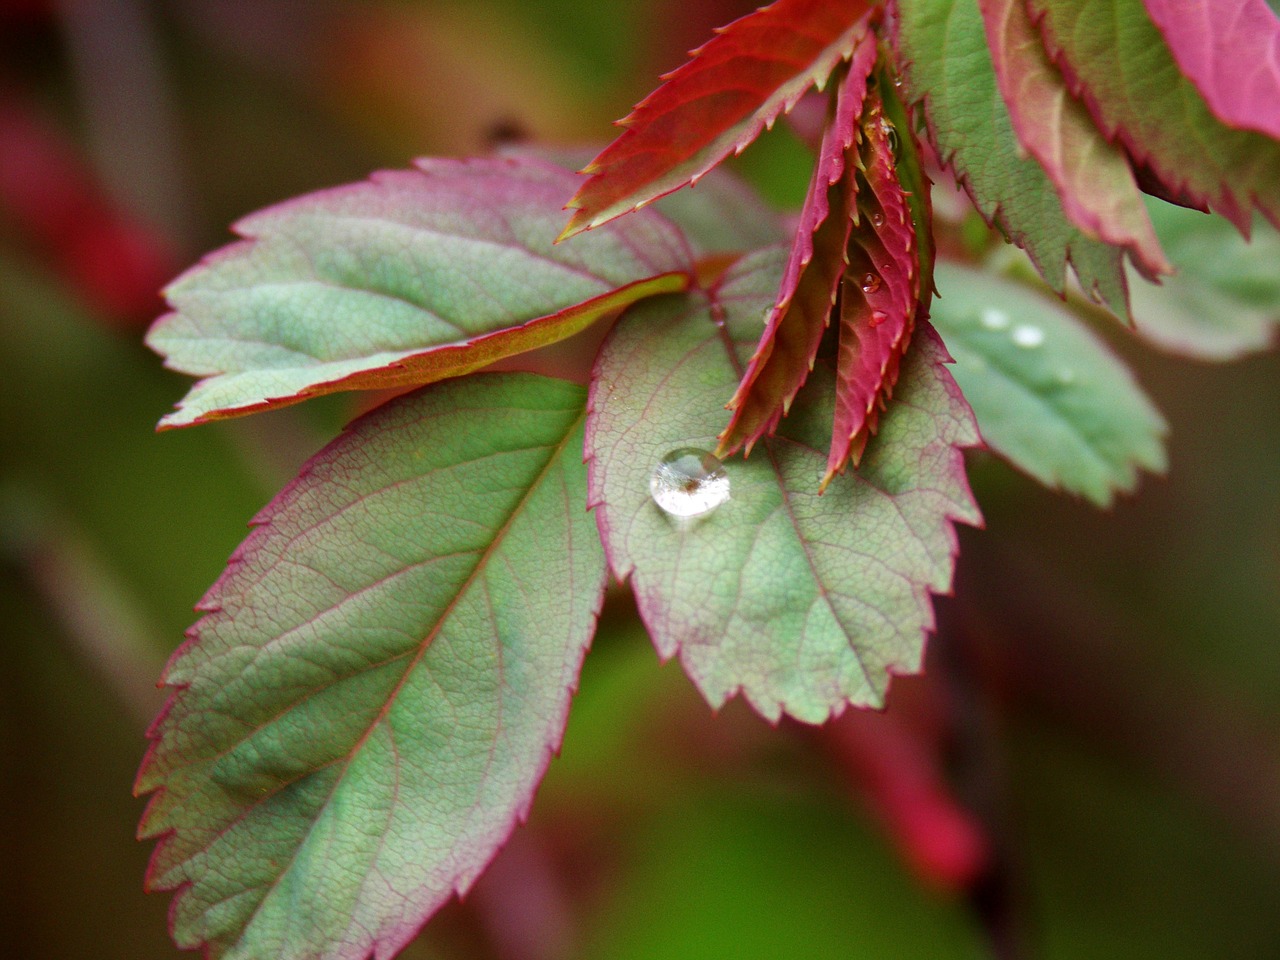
2,1,1278,958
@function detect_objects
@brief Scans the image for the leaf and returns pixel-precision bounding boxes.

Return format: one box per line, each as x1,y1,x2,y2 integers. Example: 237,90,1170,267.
828,83,923,483
586,248,981,723
148,156,692,429
651,165,789,257
1128,198,1280,360
978,0,1170,279
559,0,877,239
930,261,1166,505
720,37,879,456
1141,0,1280,141
1026,0,1280,233
136,373,606,960
892,0,1130,314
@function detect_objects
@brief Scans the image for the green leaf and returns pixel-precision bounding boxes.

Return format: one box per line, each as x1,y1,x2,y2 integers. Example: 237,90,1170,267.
1128,199,1280,360
1027,0,1280,233
148,156,692,429
586,249,981,723
650,166,788,257
977,0,1170,279
893,0,1129,314
136,373,606,960
931,262,1167,505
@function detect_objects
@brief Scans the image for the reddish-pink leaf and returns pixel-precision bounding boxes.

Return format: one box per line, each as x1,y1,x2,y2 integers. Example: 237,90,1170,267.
1142,0,1280,140
559,0,877,240
1027,0,1280,234
979,0,1171,279
718,35,879,457
827,89,920,486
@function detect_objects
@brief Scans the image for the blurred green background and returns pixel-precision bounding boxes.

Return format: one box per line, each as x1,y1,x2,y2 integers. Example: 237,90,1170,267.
1,1,1278,958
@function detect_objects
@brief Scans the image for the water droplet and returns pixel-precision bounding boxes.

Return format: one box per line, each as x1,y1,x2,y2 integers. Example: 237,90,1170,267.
649,448,730,518
979,308,1010,331
861,272,882,294
871,212,885,228
1011,324,1045,348
893,74,905,88
869,310,888,327
882,120,901,161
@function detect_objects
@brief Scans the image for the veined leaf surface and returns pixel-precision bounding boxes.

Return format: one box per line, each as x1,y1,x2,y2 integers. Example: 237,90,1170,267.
978,0,1170,279
1141,0,1280,140
1027,0,1280,233
893,0,1129,314
931,262,1166,505
136,373,606,960
148,156,692,428
587,249,980,723
560,0,876,238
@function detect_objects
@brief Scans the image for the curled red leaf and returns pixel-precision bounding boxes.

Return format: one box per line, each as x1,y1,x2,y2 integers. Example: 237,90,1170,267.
719,33,879,457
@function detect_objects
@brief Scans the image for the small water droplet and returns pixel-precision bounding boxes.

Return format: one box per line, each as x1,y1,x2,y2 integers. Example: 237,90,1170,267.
979,308,1010,331
882,120,901,160
893,75,905,88
861,272,882,294
1011,324,1045,348
649,448,730,518
869,310,888,327
871,212,885,228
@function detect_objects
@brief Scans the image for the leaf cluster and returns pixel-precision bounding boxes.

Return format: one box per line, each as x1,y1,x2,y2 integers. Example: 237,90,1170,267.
138,1,1280,956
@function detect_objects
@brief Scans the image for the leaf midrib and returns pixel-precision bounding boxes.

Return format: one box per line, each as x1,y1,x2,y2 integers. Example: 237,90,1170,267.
197,402,586,950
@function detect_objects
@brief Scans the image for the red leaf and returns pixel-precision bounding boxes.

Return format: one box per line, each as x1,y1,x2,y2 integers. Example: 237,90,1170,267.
559,0,877,239
979,0,1171,280
718,34,879,457
1143,0,1280,140
827,87,920,486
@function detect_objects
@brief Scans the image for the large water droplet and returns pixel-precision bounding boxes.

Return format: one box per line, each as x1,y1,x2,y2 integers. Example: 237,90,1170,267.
871,212,886,228
861,272,882,294
1011,324,1045,348
979,307,1010,331
650,448,730,518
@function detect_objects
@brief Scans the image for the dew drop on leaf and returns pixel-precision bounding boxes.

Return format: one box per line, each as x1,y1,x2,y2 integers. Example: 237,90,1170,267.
870,310,888,327
1011,324,1045,348
980,307,1010,330
871,212,885,228
649,447,730,518
861,272,882,294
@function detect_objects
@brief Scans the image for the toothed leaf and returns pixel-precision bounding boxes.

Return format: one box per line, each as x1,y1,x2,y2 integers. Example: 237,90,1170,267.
136,373,606,960
586,248,980,723
720,38,878,455
931,262,1166,505
829,84,923,482
893,0,1129,314
561,0,876,238
1027,0,1280,233
148,157,691,429
979,0,1170,279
